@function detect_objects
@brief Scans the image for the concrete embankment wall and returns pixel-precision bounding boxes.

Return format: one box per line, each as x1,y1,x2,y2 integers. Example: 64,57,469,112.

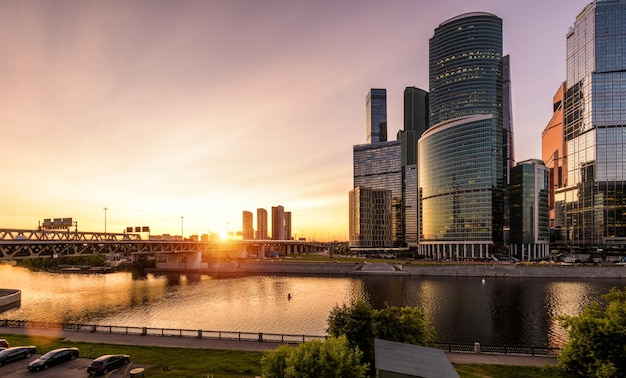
211,260,362,275
172,260,626,278
402,264,626,278
0,289,21,308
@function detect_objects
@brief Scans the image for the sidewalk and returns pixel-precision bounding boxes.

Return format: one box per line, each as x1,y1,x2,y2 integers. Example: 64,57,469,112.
0,326,558,366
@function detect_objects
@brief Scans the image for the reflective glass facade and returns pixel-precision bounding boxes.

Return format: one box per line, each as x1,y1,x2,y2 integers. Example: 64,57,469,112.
541,83,566,234
429,13,503,127
404,164,418,245
366,89,387,144
419,115,502,245
419,12,505,259
559,0,626,246
353,141,402,246
510,160,550,260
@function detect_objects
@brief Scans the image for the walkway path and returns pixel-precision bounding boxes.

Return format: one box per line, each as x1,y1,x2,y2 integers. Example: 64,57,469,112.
0,326,558,367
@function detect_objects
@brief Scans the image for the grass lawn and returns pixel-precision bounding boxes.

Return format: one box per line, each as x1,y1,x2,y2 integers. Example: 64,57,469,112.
454,363,573,378
1,333,572,377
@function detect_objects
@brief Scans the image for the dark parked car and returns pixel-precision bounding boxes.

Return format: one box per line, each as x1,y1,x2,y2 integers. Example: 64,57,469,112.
0,346,37,366
86,354,130,375
28,347,79,371
0,339,8,348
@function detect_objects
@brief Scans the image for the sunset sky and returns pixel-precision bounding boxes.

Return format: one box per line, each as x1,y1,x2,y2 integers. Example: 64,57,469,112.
0,0,590,240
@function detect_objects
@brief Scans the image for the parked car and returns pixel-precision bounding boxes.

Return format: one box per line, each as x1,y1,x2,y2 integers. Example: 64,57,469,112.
0,346,37,366
28,347,79,371
86,354,130,375
0,339,8,348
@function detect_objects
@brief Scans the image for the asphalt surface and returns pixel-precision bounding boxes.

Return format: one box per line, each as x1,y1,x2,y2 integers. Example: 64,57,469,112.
0,326,558,376
0,354,146,378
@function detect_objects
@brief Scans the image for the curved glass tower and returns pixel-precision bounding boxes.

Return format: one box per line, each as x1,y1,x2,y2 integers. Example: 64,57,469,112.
429,12,503,126
419,12,506,259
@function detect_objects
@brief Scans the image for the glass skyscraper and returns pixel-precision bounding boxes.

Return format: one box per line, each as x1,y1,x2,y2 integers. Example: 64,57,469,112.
353,141,402,246
510,160,550,260
400,87,429,247
542,83,567,239
557,0,626,247
366,88,388,144
419,12,507,259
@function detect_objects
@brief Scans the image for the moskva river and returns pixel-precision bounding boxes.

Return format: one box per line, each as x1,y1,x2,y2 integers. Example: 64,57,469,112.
1,264,625,348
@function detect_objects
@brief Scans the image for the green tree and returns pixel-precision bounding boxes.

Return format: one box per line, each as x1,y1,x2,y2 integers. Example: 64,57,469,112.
260,336,367,378
327,300,375,365
559,286,626,377
373,304,436,346
327,300,436,374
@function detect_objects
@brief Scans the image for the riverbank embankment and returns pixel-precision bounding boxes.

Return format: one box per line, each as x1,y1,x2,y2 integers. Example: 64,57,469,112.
148,260,626,278
0,324,558,367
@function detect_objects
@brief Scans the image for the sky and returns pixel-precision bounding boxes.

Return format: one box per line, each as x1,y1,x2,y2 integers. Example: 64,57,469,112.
0,0,591,241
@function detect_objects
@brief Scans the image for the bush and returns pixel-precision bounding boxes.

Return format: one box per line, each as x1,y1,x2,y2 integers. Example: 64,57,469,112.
559,286,626,377
261,335,367,378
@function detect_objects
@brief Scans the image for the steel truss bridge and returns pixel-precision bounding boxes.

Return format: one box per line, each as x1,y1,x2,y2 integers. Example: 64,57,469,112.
0,228,324,260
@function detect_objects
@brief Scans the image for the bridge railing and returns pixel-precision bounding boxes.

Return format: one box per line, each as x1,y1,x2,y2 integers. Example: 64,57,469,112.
0,319,326,344
0,319,561,355
433,341,562,356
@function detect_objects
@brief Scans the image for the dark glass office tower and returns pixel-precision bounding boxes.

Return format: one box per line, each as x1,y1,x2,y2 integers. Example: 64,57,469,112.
558,0,626,248
400,87,429,247
429,13,504,126
419,12,506,259
366,89,388,144
402,87,429,166
510,160,550,260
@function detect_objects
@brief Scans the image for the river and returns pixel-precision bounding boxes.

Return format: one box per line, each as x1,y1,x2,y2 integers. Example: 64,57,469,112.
1,264,625,348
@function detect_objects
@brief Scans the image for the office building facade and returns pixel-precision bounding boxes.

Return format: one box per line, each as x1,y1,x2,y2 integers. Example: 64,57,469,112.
542,83,567,236
256,208,268,240
272,205,285,240
555,0,626,248
284,211,292,240
353,141,402,246
242,211,254,240
402,87,429,166
419,12,507,259
400,87,429,246
349,186,392,247
509,160,550,260
366,89,388,144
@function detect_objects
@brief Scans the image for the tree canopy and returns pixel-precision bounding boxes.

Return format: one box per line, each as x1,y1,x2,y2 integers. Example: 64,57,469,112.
327,300,436,372
260,335,368,378
559,286,626,377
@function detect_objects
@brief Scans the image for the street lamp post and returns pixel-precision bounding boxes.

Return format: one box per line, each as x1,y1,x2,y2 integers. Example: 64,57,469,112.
181,216,184,241
104,207,108,236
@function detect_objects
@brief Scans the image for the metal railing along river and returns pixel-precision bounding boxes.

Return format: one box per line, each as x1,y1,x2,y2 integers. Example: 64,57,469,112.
0,319,561,356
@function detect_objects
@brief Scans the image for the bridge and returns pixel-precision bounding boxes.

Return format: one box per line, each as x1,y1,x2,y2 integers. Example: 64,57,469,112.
0,228,326,261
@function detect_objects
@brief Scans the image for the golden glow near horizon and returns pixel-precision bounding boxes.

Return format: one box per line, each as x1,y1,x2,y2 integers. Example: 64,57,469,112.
0,0,589,241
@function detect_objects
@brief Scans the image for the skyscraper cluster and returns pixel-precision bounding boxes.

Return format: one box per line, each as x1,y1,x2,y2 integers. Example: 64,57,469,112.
544,0,626,250
351,11,553,260
242,206,292,241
